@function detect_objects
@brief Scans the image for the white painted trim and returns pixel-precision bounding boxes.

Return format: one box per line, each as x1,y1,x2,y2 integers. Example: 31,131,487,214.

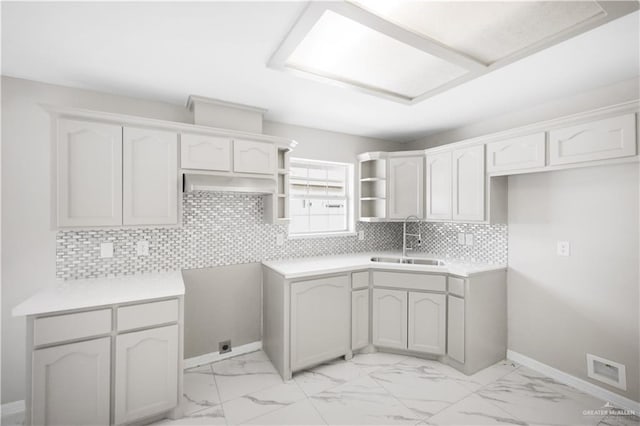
1,400,25,417
507,350,640,414
183,341,262,369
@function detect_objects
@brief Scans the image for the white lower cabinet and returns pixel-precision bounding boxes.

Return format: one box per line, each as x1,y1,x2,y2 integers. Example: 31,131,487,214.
407,292,446,354
372,289,407,350
351,289,369,350
32,338,111,426
290,275,349,371
447,295,465,363
115,325,179,425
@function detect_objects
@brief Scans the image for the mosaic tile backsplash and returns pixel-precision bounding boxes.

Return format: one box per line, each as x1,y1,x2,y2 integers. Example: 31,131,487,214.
56,192,507,280
56,192,403,280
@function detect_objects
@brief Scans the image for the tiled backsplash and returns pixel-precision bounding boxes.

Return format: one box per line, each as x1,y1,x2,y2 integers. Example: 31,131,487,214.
56,192,403,280
56,193,507,280
413,222,508,264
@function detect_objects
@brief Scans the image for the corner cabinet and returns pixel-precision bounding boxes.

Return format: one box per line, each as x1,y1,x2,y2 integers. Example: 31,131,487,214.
57,119,123,227
123,127,178,225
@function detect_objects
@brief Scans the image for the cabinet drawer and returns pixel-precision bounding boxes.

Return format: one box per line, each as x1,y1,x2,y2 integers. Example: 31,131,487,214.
34,309,112,347
372,271,445,292
448,277,465,298
549,114,636,165
486,133,545,172
117,299,178,332
181,133,231,171
352,271,369,289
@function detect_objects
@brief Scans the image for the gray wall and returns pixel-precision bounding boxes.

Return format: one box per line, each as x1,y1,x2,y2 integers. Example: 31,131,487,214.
507,163,639,402
0,76,399,404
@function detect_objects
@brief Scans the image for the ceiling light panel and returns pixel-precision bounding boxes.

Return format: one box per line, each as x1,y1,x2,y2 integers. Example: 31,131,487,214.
284,10,469,100
350,1,606,64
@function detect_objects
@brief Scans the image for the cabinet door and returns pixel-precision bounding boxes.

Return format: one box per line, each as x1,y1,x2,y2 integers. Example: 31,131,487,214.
115,325,179,424
57,119,122,227
180,133,231,171
486,133,545,172
290,275,349,371
123,127,178,225
233,139,275,174
372,289,407,349
388,156,424,218
408,292,446,354
32,338,110,426
549,114,636,165
425,151,452,220
447,295,465,363
452,145,485,221
351,289,369,350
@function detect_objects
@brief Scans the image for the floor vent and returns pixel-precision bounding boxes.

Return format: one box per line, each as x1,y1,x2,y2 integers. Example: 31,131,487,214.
586,354,626,390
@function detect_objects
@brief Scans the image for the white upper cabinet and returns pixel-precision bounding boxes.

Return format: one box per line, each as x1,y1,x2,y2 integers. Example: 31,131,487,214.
452,145,485,222
425,151,452,220
486,132,546,172
32,337,111,426
180,133,231,171
57,119,123,227
123,127,178,225
549,114,637,166
388,156,424,219
372,289,407,350
233,139,276,174
407,292,446,354
115,325,179,425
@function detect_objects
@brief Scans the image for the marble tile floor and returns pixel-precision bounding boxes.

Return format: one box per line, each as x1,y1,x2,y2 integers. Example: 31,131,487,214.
1,350,637,426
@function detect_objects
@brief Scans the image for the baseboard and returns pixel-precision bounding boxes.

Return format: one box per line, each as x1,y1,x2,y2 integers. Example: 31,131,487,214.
184,341,262,369
1,400,25,417
507,350,640,414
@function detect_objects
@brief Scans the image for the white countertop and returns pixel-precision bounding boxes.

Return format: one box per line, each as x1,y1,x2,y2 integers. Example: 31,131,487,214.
12,271,185,317
262,252,506,279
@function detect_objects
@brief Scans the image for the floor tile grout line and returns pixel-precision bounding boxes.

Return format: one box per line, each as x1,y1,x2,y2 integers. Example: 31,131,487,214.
208,361,230,425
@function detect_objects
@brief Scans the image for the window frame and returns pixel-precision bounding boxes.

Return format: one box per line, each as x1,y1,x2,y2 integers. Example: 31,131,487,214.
287,157,355,238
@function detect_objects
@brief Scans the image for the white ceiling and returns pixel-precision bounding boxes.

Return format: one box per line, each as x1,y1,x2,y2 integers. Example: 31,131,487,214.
2,1,639,142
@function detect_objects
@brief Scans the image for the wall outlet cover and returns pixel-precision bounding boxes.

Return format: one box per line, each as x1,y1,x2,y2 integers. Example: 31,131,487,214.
465,234,474,246
358,230,365,241
457,233,465,245
557,240,571,256
136,240,150,256
100,242,113,258
276,234,285,246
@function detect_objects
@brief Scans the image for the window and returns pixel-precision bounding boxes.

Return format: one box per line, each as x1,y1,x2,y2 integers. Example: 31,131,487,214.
289,158,353,236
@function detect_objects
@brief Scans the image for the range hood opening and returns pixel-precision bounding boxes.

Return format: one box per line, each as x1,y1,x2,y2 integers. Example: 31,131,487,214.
183,173,277,194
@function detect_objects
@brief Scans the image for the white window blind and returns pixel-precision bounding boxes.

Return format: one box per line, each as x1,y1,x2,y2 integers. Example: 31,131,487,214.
289,158,352,236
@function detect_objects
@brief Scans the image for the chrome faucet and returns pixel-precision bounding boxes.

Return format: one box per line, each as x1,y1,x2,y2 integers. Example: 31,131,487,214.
402,215,422,258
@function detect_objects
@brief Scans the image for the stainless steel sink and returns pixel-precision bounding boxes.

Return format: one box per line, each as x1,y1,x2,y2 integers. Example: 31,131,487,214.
370,257,445,266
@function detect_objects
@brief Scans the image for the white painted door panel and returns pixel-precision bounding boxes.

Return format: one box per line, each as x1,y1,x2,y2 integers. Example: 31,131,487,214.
486,133,546,172
425,151,452,220
372,289,407,349
549,114,636,165
115,325,179,425
452,145,485,221
32,338,110,426
180,133,231,171
123,127,178,225
351,289,369,350
388,156,424,218
408,292,446,354
447,295,465,363
291,275,349,371
57,119,122,227
233,139,275,174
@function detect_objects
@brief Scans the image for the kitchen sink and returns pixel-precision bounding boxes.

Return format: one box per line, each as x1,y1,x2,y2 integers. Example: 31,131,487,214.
370,257,446,266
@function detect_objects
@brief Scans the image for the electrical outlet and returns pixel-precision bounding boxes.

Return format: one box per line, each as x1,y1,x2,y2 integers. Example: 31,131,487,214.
465,234,474,246
100,242,113,258
276,234,285,246
219,340,232,354
557,240,571,256
358,230,365,241
136,240,149,256
457,233,465,245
